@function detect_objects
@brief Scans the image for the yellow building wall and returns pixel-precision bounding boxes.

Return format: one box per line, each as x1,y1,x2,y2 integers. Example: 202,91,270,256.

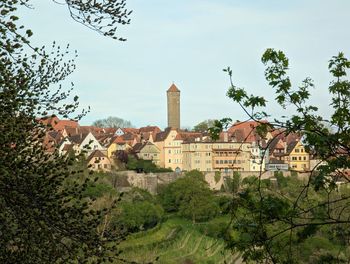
287,141,310,171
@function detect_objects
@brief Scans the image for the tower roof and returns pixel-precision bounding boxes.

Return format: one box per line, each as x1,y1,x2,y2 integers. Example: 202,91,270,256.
167,83,180,92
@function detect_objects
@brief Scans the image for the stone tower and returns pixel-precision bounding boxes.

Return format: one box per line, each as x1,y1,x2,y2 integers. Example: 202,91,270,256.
167,83,180,129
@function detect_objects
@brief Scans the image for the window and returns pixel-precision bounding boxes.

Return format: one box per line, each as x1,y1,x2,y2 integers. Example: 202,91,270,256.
295,149,300,153
169,159,171,163
303,156,306,160
168,150,171,154
299,157,302,160
292,157,297,161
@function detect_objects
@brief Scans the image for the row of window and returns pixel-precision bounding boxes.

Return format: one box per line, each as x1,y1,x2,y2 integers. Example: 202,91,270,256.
291,156,307,161
194,160,212,164
168,149,182,154
215,159,245,164
143,153,158,157
168,159,182,164
194,152,211,157
94,164,110,169
294,148,304,153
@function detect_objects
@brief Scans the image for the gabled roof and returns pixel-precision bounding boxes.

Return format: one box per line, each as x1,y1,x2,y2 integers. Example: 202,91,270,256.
286,140,299,154
174,131,202,141
87,150,107,162
69,133,89,145
228,120,269,143
132,142,144,153
154,127,172,142
139,126,161,133
122,128,139,134
268,137,284,152
53,120,79,131
62,144,73,151
167,83,180,92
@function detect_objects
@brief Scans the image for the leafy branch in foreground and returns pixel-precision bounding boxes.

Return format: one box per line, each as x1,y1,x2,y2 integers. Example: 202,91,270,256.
212,49,350,263
0,0,132,263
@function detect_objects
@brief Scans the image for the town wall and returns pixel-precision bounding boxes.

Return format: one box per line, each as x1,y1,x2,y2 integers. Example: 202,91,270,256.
113,170,311,194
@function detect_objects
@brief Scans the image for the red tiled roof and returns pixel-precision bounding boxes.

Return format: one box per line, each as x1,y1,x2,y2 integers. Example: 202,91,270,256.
139,126,161,133
228,120,270,143
175,132,202,141
122,128,139,134
167,83,180,92
53,120,79,131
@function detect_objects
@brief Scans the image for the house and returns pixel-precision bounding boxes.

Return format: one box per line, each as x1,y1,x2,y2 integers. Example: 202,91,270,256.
87,150,112,171
249,141,268,172
132,142,161,166
106,136,132,158
268,137,286,162
68,132,105,156
43,131,64,153
285,140,310,171
182,141,251,172
154,128,201,171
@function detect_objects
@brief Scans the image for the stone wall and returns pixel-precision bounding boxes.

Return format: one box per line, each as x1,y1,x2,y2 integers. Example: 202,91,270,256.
114,171,183,194
113,170,310,194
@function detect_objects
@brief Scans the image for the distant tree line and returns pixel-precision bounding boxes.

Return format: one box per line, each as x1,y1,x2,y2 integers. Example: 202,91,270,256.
92,116,133,128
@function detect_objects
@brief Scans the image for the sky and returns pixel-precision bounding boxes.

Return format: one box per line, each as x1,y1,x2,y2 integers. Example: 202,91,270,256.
19,0,350,129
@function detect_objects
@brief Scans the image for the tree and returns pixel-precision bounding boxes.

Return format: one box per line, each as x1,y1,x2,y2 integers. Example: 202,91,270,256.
126,155,172,173
92,116,133,128
158,171,219,223
0,0,131,263
211,49,350,263
193,119,216,132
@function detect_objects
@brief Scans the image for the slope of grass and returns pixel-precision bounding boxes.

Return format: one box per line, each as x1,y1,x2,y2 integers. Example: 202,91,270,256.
120,218,241,264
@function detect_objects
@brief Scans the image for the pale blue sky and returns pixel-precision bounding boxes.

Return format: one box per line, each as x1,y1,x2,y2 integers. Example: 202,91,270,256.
19,1,350,128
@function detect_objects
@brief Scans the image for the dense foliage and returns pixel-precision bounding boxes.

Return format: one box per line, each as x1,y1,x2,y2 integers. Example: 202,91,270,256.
0,0,131,263
126,155,173,173
158,170,219,223
193,119,217,132
211,49,350,263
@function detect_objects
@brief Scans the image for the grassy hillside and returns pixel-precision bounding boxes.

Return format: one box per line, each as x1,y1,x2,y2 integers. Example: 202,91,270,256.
120,218,242,264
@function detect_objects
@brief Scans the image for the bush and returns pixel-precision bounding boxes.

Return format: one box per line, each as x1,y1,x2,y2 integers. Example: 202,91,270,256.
114,201,164,232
